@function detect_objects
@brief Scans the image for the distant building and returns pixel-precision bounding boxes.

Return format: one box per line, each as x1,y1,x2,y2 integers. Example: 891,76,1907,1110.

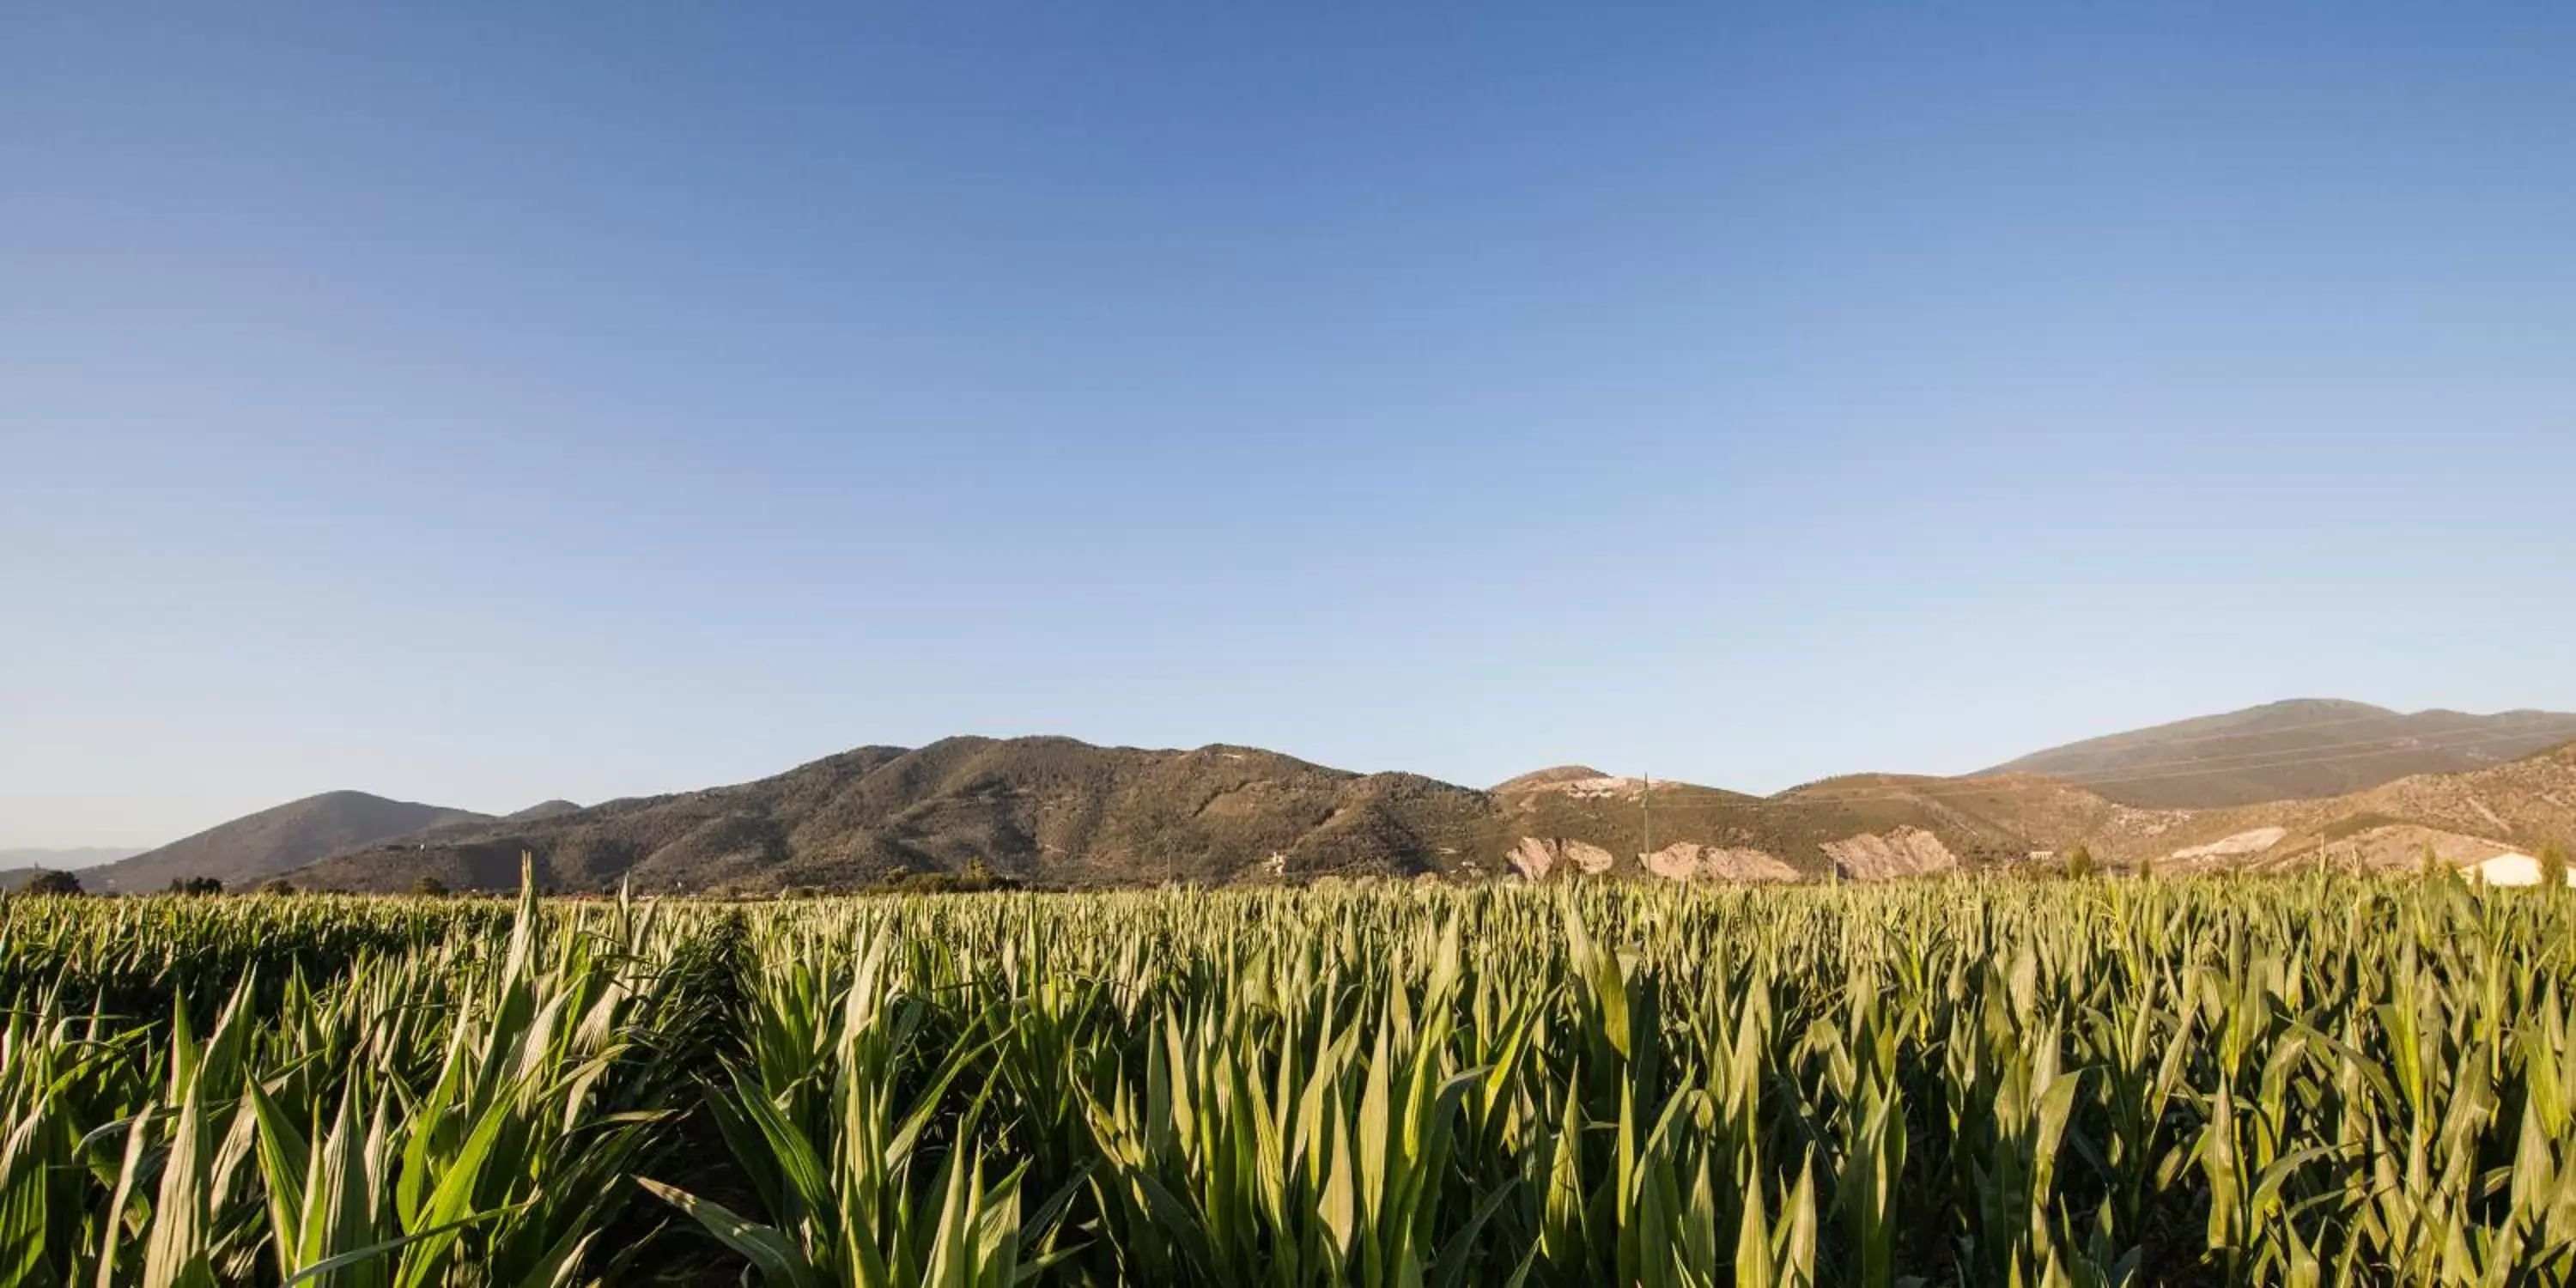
2467,852,2574,887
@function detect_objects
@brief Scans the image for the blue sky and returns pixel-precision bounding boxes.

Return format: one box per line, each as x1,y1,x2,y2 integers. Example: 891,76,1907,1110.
5,4,2573,846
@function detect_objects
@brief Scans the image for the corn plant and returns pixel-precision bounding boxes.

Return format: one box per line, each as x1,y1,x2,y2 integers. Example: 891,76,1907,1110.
14,868,2576,1285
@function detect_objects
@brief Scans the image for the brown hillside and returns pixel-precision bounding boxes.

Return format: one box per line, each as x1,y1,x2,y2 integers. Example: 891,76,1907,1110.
1489,766,1614,793
1984,699,2576,809
295,740,2103,893
2048,739,2576,872
260,717,2576,894
299,738,1509,893
92,792,490,891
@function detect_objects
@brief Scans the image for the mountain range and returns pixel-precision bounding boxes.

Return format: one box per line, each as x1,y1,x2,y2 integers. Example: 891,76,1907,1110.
22,700,2576,895
0,847,144,870
0,848,148,892
43,793,576,893
1982,699,2576,808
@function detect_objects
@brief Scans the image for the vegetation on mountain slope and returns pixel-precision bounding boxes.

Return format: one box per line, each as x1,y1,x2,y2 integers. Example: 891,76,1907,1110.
300,738,1510,893
295,738,2080,893
64,702,2576,895
1985,697,2576,809
84,790,491,892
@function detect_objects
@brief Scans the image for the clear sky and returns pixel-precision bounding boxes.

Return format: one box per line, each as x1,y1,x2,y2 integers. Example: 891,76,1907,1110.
5,4,2573,848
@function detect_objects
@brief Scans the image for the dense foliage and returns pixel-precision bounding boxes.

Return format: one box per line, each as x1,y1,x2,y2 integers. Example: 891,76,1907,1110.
5,872,2574,1285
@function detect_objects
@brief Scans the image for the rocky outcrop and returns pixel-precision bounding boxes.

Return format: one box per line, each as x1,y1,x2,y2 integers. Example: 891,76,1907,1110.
1820,827,1959,881
2167,827,2287,862
1490,766,1614,793
1508,836,1617,881
1641,842,1801,883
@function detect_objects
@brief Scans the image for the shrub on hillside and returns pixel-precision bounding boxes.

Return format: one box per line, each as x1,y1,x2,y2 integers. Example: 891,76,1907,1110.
21,869,83,897
2062,845,2097,878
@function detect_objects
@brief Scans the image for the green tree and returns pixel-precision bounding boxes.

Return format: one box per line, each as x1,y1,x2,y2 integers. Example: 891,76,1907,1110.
411,875,451,898
2135,854,2154,881
167,875,224,896
2541,840,2570,889
21,868,82,896
258,878,296,896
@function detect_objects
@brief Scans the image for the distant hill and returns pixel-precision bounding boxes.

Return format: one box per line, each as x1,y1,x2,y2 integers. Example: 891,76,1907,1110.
301,738,1503,892
1489,766,1614,793
391,799,586,847
1487,744,2576,881
294,738,2106,893
505,799,582,822
2067,738,2576,876
1982,699,2576,809
0,848,146,893
80,700,2576,896
90,792,490,891
0,846,143,870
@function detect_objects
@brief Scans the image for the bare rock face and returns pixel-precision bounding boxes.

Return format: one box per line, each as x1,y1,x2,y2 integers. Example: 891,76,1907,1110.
1564,840,1615,875
1641,842,1801,883
2167,827,2288,862
1640,843,1699,881
1820,826,1959,881
1508,836,1617,880
1506,837,1555,881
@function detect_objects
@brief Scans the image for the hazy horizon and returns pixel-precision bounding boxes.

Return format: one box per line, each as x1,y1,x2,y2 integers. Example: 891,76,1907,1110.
12,696,2576,853
8,5,2573,847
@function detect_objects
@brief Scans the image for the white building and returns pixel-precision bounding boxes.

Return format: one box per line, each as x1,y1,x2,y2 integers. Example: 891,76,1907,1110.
2468,852,2575,887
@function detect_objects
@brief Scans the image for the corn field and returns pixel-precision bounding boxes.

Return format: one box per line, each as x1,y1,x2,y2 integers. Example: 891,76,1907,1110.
6,871,2575,1286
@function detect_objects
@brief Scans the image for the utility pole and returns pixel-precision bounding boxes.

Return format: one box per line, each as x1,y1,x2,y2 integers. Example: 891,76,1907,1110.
1641,772,1652,865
